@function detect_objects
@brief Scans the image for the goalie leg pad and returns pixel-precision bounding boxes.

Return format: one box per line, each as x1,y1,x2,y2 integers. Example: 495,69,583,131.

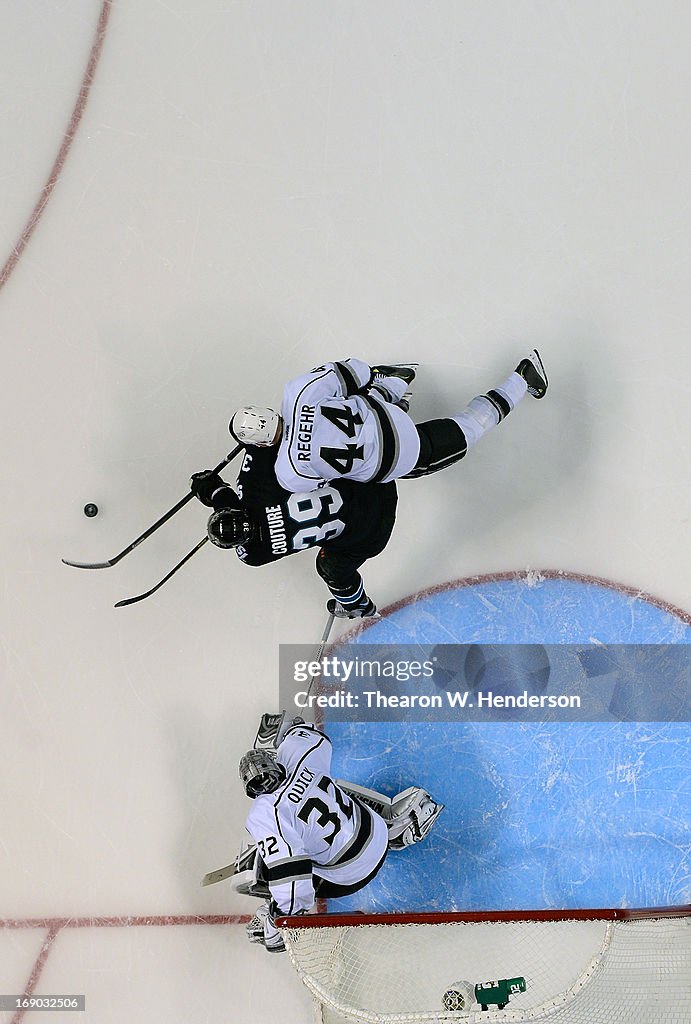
338,781,444,848
246,901,285,953
246,903,269,943
337,780,393,819
387,787,444,849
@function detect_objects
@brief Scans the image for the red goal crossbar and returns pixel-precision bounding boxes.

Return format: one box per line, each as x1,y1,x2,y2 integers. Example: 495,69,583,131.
277,904,690,929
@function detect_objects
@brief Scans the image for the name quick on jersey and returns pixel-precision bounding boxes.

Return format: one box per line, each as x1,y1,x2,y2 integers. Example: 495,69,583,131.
296,405,315,461
286,766,316,804
265,504,288,555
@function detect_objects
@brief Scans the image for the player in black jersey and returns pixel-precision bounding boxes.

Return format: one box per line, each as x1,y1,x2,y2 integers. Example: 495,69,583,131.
189,445,397,618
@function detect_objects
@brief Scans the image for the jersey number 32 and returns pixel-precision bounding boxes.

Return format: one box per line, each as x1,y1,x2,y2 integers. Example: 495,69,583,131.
297,775,354,845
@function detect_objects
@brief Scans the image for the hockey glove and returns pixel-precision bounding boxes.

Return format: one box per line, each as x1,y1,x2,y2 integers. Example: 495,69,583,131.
327,596,378,619
190,470,227,507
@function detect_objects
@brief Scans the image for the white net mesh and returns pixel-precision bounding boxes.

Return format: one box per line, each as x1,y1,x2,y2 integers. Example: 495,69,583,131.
281,910,690,1023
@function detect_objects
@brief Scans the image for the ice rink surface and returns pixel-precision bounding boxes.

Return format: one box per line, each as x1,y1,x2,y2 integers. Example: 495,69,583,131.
1,2,689,1022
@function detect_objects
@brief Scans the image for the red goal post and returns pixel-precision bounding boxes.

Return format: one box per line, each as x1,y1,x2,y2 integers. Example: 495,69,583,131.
276,905,690,1023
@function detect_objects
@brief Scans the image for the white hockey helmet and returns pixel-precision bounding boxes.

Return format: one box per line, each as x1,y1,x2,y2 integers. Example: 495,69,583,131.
229,406,281,446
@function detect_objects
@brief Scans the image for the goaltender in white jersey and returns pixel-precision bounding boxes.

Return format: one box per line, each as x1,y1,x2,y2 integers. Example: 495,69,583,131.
234,722,443,952
229,352,548,494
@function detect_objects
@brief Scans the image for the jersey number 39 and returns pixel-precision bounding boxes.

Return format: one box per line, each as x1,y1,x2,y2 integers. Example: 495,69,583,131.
288,489,346,551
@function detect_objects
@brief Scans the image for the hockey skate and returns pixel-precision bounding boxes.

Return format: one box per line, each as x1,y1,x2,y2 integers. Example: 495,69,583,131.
371,364,417,385
515,349,548,399
370,364,417,412
327,597,379,619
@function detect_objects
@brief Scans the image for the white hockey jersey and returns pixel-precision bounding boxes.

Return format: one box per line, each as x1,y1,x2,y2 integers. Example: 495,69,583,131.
244,725,389,916
274,359,421,492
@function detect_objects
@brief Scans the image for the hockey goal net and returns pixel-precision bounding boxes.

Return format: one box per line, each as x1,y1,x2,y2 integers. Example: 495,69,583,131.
277,906,690,1023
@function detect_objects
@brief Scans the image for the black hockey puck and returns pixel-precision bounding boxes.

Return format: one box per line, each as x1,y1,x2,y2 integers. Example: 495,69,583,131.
84,503,99,518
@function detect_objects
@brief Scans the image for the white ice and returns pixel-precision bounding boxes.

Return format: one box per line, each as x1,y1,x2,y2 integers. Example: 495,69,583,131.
0,2,689,1022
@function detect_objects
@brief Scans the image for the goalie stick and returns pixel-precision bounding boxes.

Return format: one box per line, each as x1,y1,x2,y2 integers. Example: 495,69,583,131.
62,445,243,570
201,863,237,887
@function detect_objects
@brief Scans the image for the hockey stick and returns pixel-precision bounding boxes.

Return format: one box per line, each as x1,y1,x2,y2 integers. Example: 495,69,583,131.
306,610,336,697
201,863,236,887
62,445,243,569
114,536,208,608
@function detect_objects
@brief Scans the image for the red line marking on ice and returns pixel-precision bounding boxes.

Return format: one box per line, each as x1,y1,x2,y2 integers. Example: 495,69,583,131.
343,568,691,639
0,0,112,293
2,913,250,1021
1,914,250,930
11,923,60,1024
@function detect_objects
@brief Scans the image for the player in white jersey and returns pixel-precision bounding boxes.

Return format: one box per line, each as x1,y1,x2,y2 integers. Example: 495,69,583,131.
229,352,547,493
237,722,443,952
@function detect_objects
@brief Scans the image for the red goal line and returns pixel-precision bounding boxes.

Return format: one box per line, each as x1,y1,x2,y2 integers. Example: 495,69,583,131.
0,913,250,930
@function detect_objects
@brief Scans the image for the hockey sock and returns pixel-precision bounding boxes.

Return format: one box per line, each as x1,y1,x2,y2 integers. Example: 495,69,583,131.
326,572,367,609
452,371,527,451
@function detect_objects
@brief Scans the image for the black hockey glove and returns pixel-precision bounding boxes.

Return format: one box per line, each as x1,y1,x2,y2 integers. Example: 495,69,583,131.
327,596,378,619
190,470,227,507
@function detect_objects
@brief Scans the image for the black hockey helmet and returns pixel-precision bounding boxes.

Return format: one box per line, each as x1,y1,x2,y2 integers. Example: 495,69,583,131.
207,507,254,549
239,749,287,798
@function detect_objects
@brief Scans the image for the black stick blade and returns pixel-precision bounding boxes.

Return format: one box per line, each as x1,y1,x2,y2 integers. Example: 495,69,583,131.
114,537,208,608
62,557,116,569
62,446,242,574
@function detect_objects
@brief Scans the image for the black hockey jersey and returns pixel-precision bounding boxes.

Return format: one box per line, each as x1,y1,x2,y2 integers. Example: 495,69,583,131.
232,447,397,585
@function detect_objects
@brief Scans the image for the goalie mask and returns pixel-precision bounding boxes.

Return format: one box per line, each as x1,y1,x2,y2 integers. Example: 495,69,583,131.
239,749,287,798
230,406,282,447
207,507,254,549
